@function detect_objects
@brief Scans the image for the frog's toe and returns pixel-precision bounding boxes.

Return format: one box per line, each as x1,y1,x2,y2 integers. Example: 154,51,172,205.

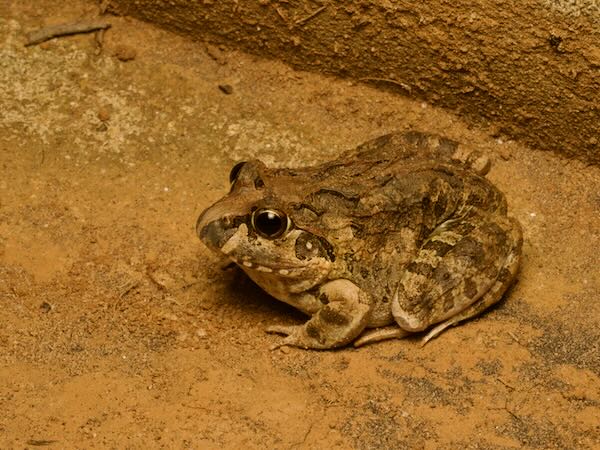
265,324,300,336
420,321,454,346
267,327,310,350
266,326,299,350
269,340,290,351
354,327,411,347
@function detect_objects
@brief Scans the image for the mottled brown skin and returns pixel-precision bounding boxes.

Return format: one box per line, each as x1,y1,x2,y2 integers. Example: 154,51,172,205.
197,131,523,349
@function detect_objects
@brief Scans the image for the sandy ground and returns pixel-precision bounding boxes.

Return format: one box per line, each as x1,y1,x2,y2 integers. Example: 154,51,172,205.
1,2,599,449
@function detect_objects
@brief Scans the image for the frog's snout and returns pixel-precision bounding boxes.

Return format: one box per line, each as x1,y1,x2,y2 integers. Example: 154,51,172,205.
197,217,223,247
196,208,244,253
196,211,225,247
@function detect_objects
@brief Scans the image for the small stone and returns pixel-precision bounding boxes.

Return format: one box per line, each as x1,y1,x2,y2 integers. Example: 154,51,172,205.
97,107,111,122
218,84,234,95
40,301,53,313
114,45,137,62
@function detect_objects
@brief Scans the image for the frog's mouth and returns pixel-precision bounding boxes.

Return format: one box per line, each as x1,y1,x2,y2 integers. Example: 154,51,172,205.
228,256,308,278
233,255,331,298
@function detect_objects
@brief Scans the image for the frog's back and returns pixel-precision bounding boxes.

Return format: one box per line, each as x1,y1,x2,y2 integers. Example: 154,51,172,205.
340,131,491,177
268,131,502,233
333,131,505,218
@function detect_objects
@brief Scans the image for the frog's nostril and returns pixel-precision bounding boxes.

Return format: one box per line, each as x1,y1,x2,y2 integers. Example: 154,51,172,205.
199,220,224,247
197,217,241,252
196,207,226,242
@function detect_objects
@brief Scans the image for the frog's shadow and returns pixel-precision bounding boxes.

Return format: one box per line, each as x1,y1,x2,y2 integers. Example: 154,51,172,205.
221,267,306,323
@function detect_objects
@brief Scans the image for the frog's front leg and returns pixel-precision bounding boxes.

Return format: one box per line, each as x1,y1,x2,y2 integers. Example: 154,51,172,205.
266,279,372,349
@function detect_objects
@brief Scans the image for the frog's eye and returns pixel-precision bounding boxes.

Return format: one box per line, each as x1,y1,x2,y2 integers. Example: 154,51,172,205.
251,208,291,239
229,161,247,183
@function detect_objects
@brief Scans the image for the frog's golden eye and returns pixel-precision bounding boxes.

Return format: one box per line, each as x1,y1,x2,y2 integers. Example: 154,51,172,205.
229,161,247,183
251,208,291,239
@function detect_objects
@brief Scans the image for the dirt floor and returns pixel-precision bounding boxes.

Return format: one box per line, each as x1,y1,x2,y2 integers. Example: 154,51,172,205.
1,2,599,449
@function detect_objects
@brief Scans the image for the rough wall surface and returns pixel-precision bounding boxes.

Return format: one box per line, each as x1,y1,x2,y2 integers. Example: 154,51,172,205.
108,0,600,164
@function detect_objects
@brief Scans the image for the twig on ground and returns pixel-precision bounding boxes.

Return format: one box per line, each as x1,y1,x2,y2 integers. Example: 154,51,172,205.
25,19,111,46
295,6,326,26
359,77,412,93
507,330,522,345
26,440,59,447
496,377,515,391
274,6,288,23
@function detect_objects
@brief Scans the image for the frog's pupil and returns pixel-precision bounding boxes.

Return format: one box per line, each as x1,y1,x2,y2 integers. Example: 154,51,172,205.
254,209,287,238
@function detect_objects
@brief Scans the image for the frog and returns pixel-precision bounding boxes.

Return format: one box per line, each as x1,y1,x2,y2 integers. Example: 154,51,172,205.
196,131,523,349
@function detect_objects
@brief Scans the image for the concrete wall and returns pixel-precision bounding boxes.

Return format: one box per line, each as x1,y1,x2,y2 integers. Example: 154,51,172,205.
108,0,600,164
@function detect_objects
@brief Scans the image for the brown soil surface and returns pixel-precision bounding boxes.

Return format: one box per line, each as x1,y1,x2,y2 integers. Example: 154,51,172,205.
1,2,599,449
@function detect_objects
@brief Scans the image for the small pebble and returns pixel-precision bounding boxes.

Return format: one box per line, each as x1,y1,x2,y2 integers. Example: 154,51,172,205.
114,45,137,62
97,107,111,122
218,84,234,95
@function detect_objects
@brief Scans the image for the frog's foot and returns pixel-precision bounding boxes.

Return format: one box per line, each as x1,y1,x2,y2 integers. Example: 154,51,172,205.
266,322,341,350
353,327,411,347
265,279,372,350
266,325,299,336
392,212,522,344
266,325,302,350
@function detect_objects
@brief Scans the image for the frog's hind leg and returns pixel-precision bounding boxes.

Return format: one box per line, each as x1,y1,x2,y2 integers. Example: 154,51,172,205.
420,244,521,344
353,326,411,348
392,213,522,344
